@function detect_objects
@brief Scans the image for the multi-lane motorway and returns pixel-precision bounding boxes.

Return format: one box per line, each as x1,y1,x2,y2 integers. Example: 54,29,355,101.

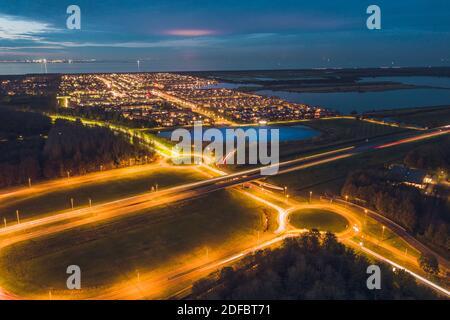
1,126,448,237
0,125,448,299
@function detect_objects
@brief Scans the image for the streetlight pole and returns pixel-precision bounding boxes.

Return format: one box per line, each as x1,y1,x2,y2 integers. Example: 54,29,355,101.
70,198,74,210
309,191,313,203
89,198,92,207
28,177,32,188
16,210,20,224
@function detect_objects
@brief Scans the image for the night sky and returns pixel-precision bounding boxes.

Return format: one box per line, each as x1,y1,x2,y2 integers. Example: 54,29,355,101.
0,0,449,70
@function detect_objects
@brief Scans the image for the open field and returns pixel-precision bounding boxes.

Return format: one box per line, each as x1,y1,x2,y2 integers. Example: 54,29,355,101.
289,208,349,233
363,216,421,260
303,118,405,140
275,117,407,161
268,134,449,197
0,189,273,297
223,118,407,172
365,105,450,128
0,165,204,222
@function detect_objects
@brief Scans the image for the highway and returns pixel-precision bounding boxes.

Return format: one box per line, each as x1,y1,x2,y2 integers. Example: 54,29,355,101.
0,126,448,299
0,127,448,237
332,198,450,272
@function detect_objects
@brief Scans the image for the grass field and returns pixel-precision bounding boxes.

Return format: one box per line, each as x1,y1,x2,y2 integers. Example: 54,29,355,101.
363,216,421,260
0,189,272,296
268,134,448,197
289,208,349,233
304,118,404,139
224,117,406,172
0,166,204,222
277,118,406,160
366,105,450,128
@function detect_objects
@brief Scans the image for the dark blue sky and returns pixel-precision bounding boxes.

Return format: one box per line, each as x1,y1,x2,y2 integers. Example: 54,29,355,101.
0,0,449,70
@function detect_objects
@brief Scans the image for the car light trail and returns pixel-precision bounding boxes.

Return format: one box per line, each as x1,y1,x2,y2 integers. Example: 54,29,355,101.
355,241,450,298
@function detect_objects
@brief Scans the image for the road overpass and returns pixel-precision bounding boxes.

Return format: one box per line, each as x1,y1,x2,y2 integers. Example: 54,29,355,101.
0,126,448,237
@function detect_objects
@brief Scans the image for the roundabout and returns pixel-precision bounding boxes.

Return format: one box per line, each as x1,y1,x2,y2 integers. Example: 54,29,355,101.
284,203,362,239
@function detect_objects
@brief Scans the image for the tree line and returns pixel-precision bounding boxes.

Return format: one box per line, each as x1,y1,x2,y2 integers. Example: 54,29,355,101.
0,109,153,188
403,135,450,172
41,119,152,178
341,169,449,253
191,231,436,299
58,106,158,128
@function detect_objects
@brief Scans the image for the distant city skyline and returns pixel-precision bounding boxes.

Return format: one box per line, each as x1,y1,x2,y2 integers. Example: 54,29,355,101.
0,0,450,70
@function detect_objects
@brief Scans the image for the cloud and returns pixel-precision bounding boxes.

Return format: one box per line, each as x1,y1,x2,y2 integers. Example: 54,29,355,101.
0,14,57,41
163,29,218,37
38,37,223,49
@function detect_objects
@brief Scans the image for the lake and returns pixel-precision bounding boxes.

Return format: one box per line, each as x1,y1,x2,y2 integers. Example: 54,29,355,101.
157,124,319,143
255,76,450,114
197,76,450,114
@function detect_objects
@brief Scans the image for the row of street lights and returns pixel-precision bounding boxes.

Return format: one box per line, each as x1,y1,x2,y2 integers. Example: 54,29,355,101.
2,210,21,227
2,197,95,228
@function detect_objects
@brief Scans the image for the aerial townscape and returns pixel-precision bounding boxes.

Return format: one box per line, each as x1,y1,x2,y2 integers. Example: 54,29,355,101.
0,0,449,311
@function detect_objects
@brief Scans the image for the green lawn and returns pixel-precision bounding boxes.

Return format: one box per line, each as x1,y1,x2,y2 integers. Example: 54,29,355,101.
225,118,406,172
269,135,448,197
304,118,404,139
363,216,421,259
0,189,271,296
289,208,349,233
0,167,204,221
367,106,450,128
277,118,406,160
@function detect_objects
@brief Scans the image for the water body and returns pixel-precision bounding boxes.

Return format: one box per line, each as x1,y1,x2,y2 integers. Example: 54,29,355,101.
256,86,450,114
157,124,319,143
0,62,148,75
